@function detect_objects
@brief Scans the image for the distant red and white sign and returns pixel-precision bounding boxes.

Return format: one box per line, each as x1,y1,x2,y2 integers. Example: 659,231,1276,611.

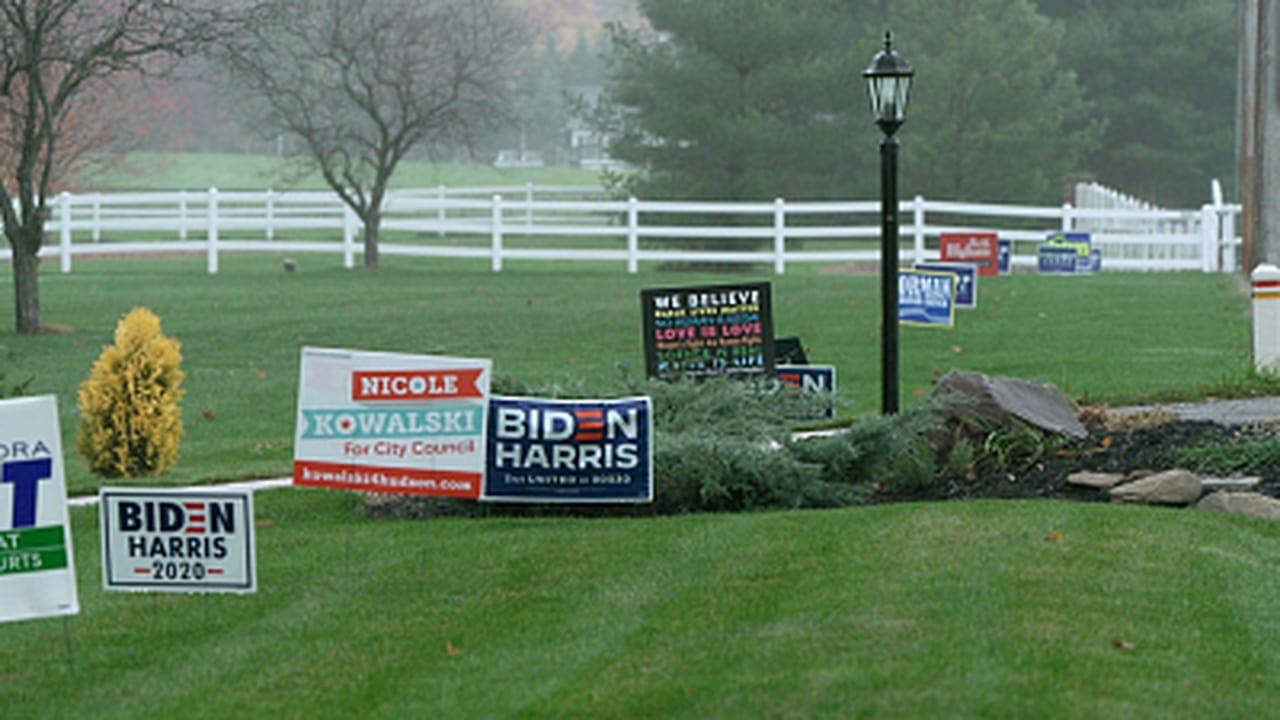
940,233,999,276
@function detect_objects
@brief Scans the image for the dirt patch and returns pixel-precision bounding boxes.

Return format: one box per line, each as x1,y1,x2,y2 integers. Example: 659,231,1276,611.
878,420,1278,504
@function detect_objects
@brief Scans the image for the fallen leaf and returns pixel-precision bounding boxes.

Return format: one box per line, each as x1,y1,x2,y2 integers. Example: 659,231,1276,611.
949,345,965,354
913,387,926,397
1044,532,1062,542
202,410,216,421
251,366,268,379
1100,436,1113,448
447,641,465,656
1113,640,1136,650
255,518,274,528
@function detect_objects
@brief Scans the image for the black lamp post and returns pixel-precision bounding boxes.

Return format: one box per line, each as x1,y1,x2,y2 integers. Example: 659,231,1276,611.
863,32,913,415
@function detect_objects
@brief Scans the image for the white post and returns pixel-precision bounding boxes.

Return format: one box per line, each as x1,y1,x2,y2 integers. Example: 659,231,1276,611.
179,190,189,242
1200,205,1217,273
265,189,275,241
91,193,101,243
342,205,356,269
59,192,71,273
912,195,926,263
1252,264,1280,370
437,184,446,237
206,187,219,274
1061,202,1074,231
773,197,786,275
626,197,639,274
525,182,534,229
491,194,503,272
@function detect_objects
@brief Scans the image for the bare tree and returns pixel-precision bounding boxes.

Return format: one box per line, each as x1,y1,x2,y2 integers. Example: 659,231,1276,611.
223,0,529,268
0,1,243,334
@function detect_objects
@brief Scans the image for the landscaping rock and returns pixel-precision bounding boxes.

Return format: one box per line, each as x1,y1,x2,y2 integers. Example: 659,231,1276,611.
1066,471,1125,490
1109,469,1202,506
931,370,1088,439
1195,491,1280,520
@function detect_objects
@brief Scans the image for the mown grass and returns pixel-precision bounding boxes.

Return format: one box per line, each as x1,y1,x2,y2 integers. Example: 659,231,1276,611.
4,495,1280,718
0,253,1260,496
2,154,1277,717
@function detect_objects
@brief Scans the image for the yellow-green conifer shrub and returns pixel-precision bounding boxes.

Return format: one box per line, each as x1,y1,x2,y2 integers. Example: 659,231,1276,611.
76,307,186,477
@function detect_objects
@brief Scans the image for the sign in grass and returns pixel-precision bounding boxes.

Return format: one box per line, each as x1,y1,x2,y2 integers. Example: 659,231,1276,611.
940,232,999,276
899,270,957,327
293,347,492,499
914,262,978,308
484,396,653,503
0,396,79,624
100,488,257,594
641,282,774,379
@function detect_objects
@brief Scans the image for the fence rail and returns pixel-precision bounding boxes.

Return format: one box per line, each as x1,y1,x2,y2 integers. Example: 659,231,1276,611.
2,182,1242,275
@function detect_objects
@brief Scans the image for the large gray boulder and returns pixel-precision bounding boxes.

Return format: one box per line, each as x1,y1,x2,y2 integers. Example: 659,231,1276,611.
930,370,1088,439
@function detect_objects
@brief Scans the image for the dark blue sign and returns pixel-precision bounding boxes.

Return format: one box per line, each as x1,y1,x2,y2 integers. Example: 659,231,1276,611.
1038,246,1078,274
899,270,956,327
484,396,653,503
998,239,1012,273
914,262,977,308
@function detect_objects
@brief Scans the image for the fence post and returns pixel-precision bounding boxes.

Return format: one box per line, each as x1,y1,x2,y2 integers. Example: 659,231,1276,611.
1252,264,1280,370
206,187,219,274
265,189,275,241
525,182,534,229
437,185,446,237
491,194,503,272
179,190,188,241
773,198,786,275
342,205,356,269
59,192,71,274
1221,204,1238,273
912,195,926,263
91,193,101,244
1061,202,1073,232
627,197,639,274
1199,205,1217,273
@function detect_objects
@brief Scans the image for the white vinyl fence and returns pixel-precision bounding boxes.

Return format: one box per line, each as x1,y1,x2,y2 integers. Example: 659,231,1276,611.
3,181,1242,274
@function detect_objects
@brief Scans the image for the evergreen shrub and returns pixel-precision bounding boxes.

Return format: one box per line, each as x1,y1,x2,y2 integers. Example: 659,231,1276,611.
76,307,186,477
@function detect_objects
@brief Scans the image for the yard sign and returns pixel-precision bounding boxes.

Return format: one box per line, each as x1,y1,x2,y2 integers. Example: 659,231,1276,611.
940,232,999,276
484,395,653,503
100,488,257,594
0,396,79,624
293,347,492,499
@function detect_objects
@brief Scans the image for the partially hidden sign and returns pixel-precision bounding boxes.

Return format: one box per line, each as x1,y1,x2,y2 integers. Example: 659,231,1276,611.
100,488,256,594
641,282,774,379
293,347,492,499
914,262,977,308
940,232,999,276
0,396,79,624
484,396,653,503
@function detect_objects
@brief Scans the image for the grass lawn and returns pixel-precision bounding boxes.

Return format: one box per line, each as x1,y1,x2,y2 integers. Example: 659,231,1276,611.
4,495,1280,718
0,155,1275,717
0,252,1257,495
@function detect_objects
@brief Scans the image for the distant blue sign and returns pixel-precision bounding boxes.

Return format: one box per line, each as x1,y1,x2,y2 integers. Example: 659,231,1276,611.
915,262,977,308
899,270,956,327
998,239,1012,273
1038,246,1078,274
484,396,653,503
